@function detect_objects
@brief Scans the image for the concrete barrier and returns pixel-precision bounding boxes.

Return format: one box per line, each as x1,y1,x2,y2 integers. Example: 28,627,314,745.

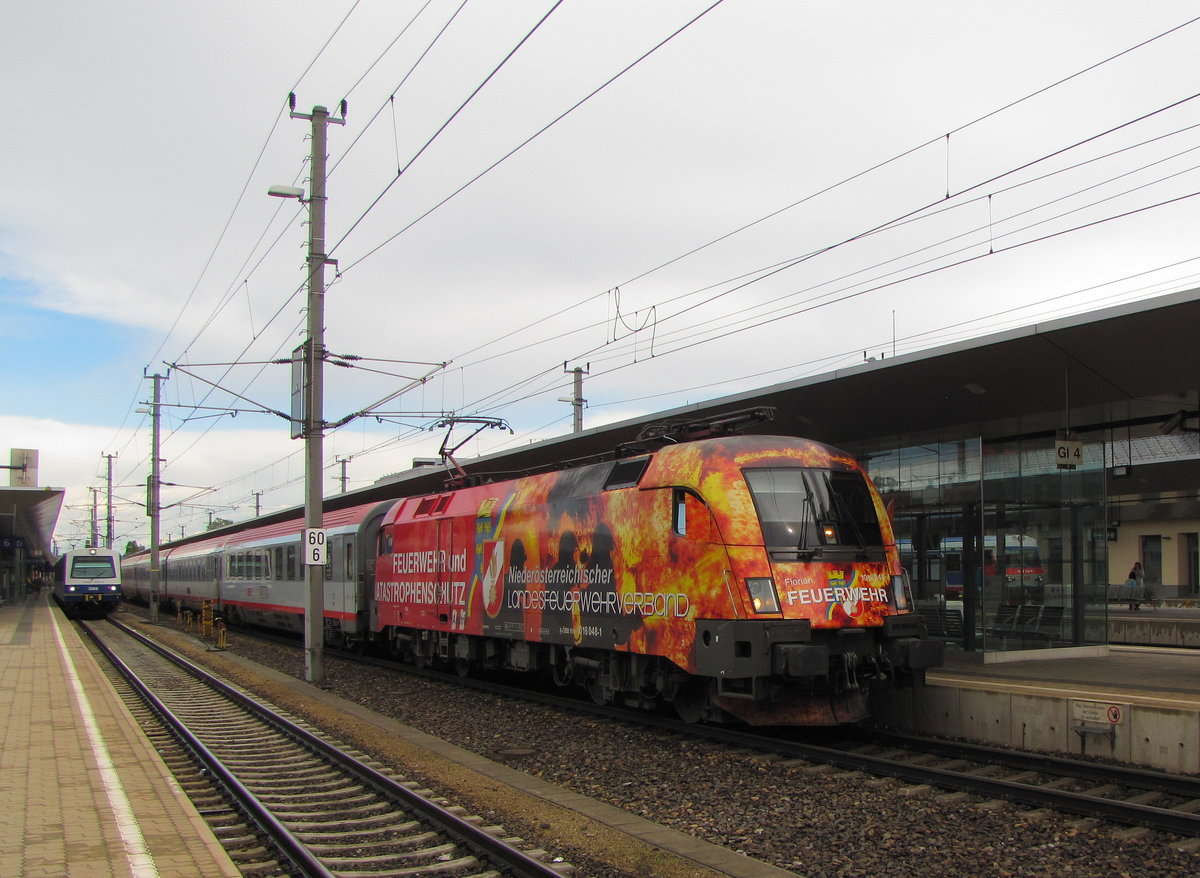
872,680,1200,773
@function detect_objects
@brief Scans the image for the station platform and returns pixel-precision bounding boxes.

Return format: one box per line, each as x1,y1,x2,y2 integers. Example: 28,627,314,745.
875,639,1200,774
1108,605,1200,648
0,594,239,877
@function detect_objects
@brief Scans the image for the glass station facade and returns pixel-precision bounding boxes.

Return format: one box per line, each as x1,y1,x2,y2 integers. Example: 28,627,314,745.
853,433,1108,657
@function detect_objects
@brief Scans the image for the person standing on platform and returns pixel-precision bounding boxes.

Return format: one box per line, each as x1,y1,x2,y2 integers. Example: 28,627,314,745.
1128,561,1146,610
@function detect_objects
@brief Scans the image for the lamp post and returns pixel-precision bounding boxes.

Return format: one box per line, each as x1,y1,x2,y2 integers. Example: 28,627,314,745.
269,101,344,686
136,372,165,623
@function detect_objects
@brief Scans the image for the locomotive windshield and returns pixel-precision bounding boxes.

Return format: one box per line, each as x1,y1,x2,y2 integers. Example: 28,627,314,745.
744,467,884,557
69,556,117,579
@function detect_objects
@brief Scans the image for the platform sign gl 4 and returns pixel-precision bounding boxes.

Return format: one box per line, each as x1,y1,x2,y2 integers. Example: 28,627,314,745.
1056,439,1083,470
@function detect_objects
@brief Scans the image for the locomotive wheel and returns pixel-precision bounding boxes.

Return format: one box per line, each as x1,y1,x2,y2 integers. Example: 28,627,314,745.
454,656,471,678
585,675,609,705
671,679,709,724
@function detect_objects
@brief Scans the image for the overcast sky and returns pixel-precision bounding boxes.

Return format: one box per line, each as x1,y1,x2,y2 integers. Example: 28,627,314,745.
5,1,1200,550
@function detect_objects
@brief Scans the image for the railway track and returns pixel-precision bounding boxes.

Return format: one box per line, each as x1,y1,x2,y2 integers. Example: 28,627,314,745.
485,672,1200,838
275,630,1200,841
82,617,575,878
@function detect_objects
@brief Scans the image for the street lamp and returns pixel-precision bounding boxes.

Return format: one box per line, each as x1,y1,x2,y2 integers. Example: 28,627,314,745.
267,185,306,200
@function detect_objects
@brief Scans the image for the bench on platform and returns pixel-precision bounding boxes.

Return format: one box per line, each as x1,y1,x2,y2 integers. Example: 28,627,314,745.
986,603,1066,645
917,604,964,641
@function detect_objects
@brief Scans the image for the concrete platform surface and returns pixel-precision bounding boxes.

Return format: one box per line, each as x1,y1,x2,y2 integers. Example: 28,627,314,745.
0,595,240,878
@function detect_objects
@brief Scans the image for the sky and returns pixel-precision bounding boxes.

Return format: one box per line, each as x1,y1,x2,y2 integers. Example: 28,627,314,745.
5,1,1200,550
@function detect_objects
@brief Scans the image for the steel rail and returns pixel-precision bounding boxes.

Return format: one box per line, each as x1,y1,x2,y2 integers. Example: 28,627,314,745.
838,728,1200,800
82,621,334,878
105,617,567,878
185,623,1200,837
344,648,1200,836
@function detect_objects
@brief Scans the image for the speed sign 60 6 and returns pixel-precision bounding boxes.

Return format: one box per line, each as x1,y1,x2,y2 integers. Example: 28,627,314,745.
304,528,327,565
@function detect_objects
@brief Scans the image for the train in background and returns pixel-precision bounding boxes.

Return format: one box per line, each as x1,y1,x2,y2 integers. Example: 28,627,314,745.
899,533,1046,605
124,429,943,725
54,547,123,618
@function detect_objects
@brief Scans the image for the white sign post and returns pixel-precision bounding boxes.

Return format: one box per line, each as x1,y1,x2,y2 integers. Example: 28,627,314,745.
304,528,327,565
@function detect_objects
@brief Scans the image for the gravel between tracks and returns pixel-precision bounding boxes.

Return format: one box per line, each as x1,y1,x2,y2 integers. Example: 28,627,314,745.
134,617,1199,878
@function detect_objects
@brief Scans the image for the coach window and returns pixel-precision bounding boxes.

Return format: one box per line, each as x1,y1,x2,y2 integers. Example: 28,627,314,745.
285,544,296,580
325,540,335,580
274,547,283,580
345,539,355,580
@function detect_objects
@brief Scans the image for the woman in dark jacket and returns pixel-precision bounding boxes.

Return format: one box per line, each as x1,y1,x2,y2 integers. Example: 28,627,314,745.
1128,561,1146,610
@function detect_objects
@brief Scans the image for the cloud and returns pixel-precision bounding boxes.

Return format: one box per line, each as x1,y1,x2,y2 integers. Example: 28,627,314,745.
7,2,1200,550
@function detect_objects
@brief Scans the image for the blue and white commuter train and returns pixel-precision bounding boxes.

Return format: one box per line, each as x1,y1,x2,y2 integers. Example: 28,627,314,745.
54,547,123,617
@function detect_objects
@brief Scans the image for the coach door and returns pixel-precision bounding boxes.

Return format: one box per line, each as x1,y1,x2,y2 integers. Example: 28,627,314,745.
358,502,393,636
423,490,464,631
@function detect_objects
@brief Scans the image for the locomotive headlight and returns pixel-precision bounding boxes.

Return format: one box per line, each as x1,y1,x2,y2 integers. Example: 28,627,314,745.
746,577,780,614
892,573,913,611
108,585,118,592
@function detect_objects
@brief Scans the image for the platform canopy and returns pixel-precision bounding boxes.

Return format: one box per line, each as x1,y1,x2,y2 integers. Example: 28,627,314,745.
0,486,65,562
365,286,1200,498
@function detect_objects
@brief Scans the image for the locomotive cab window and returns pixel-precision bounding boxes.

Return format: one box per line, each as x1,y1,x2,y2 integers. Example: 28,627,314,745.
71,556,116,579
745,467,884,558
672,489,712,541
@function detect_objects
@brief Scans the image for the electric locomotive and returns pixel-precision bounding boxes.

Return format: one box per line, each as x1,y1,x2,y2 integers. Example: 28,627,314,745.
121,427,942,725
54,547,122,617
374,433,942,725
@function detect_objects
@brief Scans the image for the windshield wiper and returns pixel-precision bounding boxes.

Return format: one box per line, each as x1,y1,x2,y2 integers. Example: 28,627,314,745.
796,488,816,555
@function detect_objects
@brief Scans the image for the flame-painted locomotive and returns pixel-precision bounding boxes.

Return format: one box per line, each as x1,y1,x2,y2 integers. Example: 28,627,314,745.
125,423,942,725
